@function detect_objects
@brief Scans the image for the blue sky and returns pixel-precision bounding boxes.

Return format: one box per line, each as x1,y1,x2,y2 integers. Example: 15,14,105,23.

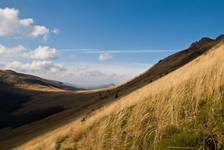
0,0,223,88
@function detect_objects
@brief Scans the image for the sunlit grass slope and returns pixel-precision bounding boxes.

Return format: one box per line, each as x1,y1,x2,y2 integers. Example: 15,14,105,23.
1,36,218,149
17,40,224,150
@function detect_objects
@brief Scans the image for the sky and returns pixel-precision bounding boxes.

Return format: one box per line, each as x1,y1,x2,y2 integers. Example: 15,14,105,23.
0,0,224,88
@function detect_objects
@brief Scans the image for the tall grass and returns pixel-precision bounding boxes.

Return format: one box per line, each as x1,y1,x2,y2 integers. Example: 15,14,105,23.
17,42,224,150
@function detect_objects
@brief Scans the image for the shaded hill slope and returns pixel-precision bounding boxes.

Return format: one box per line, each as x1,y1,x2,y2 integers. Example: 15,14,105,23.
0,70,78,91
14,35,224,150
0,70,80,129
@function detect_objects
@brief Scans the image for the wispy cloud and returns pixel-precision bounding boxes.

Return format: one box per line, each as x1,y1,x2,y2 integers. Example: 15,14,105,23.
59,49,177,54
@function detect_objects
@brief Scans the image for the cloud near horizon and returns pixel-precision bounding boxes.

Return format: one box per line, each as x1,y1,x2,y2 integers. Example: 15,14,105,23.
98,52,112,61
0,44,58,60
27,46,58,60
5,60,65,73
0,44,63,73
0,44,26,55
0,43,150,87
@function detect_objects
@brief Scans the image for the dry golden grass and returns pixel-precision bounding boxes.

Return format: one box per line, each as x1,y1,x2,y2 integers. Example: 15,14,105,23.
15,41,224,150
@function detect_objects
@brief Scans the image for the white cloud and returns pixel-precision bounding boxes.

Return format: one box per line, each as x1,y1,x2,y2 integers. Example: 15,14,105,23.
28,46,58,60
29,25,49,37
20,18,34,26
0,44,58,60
52,28,59,34
5,60,65,73
98,52,112,61
0,7,49,38
0,7,18,36
0,44,26,55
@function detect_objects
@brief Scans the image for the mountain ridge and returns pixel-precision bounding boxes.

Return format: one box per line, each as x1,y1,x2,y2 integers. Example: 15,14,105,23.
0,69,79,91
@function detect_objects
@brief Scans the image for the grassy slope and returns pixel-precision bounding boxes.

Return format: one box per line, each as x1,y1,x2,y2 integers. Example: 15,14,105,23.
18,40,224,150
0,37,217,149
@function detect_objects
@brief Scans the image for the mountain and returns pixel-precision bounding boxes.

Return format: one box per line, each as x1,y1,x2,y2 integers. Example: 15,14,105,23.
1,35,224,150
0,70,77,91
